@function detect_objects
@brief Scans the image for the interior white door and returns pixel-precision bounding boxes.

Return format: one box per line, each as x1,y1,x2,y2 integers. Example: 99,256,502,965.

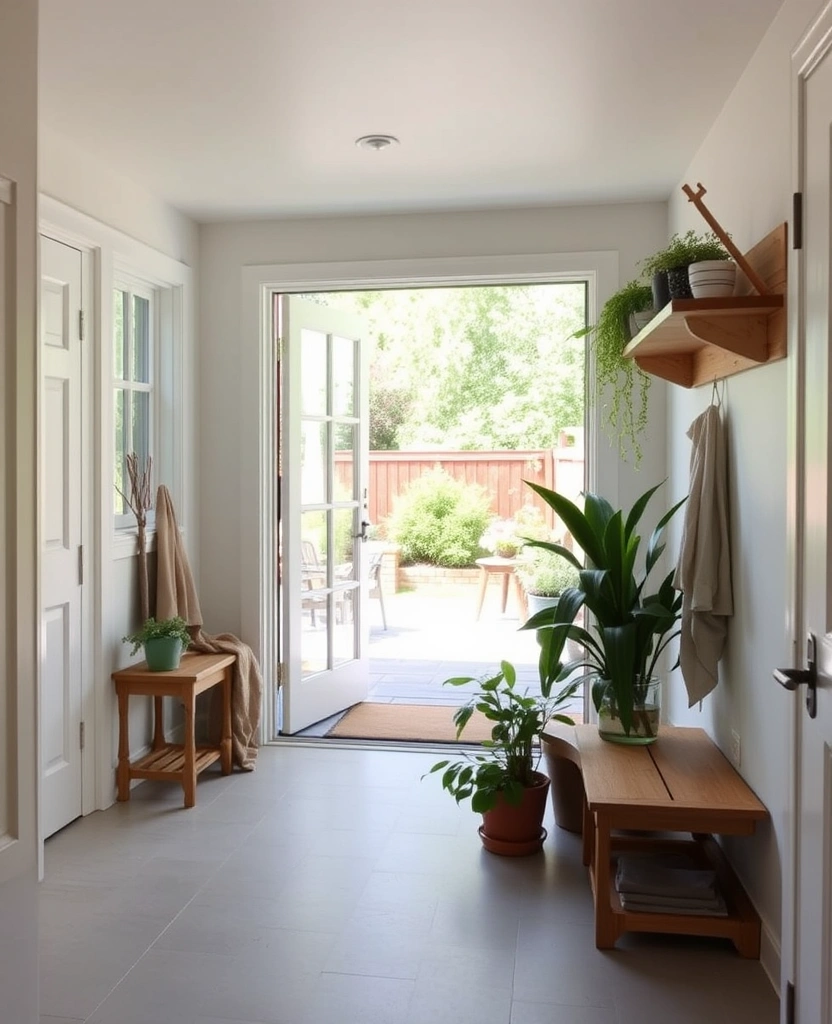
792,37,832,1024
280,295,370,734
40,235,84,838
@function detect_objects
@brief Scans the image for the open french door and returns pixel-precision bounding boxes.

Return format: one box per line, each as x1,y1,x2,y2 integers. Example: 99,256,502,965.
278,295,371,734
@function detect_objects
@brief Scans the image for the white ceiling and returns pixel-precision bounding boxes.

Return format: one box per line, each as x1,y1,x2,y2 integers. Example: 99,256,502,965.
38,0,783,222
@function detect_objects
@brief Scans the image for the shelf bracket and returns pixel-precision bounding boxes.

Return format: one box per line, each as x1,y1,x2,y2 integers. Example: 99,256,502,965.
633,354,694,388
683,315,769,362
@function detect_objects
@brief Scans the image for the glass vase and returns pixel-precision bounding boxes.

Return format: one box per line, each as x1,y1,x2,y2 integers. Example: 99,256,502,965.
597,676,661,745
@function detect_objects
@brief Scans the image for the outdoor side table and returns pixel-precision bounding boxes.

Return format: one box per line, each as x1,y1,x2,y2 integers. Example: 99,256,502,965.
474,556,526,620
112,652,235,808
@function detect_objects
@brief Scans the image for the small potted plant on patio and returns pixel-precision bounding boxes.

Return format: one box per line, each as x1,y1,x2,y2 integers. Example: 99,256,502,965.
123,616,192,672
521,480,686,745
515,546,580,618
425,661,580,855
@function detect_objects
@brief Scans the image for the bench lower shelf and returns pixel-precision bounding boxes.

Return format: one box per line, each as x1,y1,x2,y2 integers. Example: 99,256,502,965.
588,833,761,957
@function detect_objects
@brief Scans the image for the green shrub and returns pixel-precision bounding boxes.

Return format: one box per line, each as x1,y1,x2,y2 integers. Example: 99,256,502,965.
387,467,492,567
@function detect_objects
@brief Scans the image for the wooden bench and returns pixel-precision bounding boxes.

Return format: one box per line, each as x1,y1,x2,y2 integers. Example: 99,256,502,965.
112,652,235,808
572,724,768,957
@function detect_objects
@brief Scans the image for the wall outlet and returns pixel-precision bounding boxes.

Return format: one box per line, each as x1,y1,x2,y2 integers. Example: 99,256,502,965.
730,729,741,768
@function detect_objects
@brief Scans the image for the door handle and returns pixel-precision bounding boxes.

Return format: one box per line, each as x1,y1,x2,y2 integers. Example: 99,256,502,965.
774,633,818,719
354,520,370,542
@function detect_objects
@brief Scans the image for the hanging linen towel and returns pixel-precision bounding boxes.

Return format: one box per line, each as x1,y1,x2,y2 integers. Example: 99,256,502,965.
156,485,262,770
672,405,733,706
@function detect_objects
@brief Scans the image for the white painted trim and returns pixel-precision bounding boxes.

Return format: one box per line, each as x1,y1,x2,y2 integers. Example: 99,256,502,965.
0,177,12,205
786,7,832,1014
240,250,619,743
39,194,194,812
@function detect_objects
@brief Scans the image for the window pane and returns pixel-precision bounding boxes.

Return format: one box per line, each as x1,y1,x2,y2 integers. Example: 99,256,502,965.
300,420,327,505
114,388,127,515
113,290,127,380
301,329,327,416
332,335,354,416
333,594,356,667
132,391,150,466
132,295,150,383
333,508,355,574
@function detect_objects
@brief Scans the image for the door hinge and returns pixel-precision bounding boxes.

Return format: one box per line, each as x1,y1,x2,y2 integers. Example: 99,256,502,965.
78,544,84,585
79,309,85,341
79,721,86,750
793,193,803,250
277,663,285,688
276,334,283,361
785,981,795,1024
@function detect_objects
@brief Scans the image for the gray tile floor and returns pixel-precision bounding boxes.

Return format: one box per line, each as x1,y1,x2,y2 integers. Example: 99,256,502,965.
40,744,778,1024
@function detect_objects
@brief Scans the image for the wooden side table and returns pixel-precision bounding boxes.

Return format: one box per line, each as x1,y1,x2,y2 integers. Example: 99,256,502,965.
112,652,235,808
474,556,526,620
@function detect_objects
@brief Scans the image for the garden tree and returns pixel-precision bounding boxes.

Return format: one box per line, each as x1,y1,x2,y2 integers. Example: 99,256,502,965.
302,283,585,450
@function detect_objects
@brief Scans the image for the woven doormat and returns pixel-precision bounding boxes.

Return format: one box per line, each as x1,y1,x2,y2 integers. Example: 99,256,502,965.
325,702,496,743
325,702,580,743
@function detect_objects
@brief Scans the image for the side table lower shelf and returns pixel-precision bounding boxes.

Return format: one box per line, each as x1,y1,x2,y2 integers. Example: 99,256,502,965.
129,743,224,779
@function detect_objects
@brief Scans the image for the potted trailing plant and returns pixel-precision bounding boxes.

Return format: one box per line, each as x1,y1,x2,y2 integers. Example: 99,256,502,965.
425,661,580,855
521,480,686,745
123,616,192,672
641,231,730,303
574,279,654,465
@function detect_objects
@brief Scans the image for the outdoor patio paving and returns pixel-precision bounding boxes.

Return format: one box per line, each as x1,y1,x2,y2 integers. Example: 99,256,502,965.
296,582,584,737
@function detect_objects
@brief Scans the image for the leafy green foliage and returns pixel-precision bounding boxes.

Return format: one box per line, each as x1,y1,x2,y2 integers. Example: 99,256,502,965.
514,546,580,597
387,467,492,567
520,481,686,736
577,280,653,465
640,231,729,274
424,661,580,813
305,284,587,451
122,616,191,657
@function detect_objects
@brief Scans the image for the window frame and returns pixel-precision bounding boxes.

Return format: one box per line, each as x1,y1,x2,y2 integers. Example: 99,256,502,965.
113,273,157,531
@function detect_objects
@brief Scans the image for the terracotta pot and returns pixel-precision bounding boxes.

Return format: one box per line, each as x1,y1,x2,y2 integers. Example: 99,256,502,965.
540,734,585,834
479,771,550,856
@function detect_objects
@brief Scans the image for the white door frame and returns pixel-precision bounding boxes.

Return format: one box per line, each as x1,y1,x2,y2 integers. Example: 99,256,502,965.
785,2,832,1012
37,225,96,841
241,250,620,743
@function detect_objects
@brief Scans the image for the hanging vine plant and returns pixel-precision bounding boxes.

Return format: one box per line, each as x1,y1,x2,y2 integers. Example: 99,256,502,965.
575,280,654,465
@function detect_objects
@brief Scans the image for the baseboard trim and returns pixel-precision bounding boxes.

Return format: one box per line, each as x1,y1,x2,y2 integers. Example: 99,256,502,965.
760,917,781,997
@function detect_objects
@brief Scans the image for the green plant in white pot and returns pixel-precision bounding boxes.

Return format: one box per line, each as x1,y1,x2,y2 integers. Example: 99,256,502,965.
123,616,191,672
515,546,581,615
521,481,686,745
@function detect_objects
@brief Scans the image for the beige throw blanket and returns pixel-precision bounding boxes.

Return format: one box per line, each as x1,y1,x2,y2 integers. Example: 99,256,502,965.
156,485,261,770
672,405,733,706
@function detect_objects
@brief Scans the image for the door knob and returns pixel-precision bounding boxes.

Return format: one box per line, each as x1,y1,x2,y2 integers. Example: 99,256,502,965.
774,633,818,719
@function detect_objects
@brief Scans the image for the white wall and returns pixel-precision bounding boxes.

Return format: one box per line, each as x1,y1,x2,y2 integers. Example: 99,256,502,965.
199,201,668,636
0,0,39,1020
40,124,199,268
38,138,200,804
665,0,824,987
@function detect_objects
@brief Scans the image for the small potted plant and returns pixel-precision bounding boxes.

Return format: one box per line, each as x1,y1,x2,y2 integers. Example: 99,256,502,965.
641,231,730,303
479,517,522,559
122,616,192,672
425,661,579,855
521,480,686,745
515,546,580,618
573,278,654,465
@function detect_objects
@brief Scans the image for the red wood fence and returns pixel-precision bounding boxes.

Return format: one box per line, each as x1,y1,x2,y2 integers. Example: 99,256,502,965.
335,442,585,530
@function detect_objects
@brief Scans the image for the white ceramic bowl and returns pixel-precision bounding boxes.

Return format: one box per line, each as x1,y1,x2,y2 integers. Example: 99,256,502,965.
688,260,737,298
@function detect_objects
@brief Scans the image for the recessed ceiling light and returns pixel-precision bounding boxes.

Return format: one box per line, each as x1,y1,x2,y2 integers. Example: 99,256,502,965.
355,134,400,151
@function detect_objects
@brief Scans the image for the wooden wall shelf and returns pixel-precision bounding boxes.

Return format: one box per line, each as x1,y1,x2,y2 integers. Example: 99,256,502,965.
623,223,787,388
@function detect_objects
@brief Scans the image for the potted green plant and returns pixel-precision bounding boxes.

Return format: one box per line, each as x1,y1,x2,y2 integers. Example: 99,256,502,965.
425,661,579,855
122,616,192,672
574,279,654,465
641,230,730,303
515,546,580,617
521,481,686,745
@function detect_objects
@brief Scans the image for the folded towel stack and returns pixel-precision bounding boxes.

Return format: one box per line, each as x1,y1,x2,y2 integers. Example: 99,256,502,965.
615,854,727,917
